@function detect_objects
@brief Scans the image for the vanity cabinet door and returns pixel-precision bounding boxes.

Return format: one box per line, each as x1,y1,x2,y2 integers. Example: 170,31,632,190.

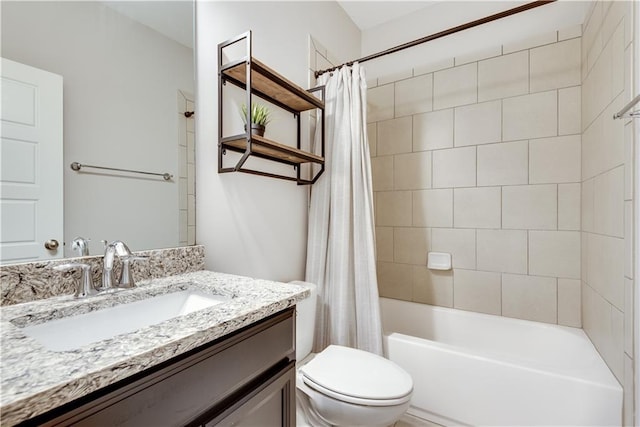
203,362,295,427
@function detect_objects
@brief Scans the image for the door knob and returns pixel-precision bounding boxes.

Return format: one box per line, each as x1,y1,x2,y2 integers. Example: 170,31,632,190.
44,239,59,250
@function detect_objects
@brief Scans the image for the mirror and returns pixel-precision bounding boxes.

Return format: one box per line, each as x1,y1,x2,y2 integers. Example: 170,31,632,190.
1,1,195,262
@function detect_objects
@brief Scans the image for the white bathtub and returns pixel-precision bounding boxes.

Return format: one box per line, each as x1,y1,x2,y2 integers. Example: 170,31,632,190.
380,298,622,426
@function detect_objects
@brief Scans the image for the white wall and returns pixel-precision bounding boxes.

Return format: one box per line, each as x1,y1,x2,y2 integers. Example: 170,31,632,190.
2,1,194,256
195,1,360,281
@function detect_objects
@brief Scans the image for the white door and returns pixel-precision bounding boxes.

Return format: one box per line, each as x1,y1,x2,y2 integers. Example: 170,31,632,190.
0,58,63,264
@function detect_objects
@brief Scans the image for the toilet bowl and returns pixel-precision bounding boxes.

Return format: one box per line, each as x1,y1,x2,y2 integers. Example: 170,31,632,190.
291,281,413,426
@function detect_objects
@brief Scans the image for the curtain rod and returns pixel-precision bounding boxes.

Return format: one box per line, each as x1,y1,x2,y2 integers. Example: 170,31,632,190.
315,0,556,78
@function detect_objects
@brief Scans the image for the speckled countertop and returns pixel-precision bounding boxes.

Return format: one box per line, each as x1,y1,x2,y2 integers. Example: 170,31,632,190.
0,270,310,426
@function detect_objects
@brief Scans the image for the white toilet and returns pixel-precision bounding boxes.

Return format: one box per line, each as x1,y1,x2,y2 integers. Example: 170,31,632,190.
292,281,413,427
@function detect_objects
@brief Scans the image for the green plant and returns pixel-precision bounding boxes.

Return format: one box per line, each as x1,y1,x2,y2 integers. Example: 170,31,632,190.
240,103,270,126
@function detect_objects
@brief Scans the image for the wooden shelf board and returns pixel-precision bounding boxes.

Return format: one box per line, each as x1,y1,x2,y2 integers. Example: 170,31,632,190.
221,134,324,165
222,58,323,112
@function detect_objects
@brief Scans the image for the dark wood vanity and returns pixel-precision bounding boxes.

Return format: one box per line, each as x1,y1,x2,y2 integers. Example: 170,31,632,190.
20,308,295,427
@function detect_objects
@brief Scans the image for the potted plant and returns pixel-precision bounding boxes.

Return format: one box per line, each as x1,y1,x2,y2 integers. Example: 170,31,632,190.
241,103,270,137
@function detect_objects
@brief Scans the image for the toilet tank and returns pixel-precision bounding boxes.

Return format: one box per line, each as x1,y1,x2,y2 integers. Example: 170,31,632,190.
290,281,317,361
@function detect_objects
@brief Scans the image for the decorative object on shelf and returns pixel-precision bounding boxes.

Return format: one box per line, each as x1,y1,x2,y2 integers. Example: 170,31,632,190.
218,30,325,185
240,103,270,137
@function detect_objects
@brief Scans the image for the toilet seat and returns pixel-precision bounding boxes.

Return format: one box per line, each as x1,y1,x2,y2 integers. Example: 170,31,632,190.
299,345,413,407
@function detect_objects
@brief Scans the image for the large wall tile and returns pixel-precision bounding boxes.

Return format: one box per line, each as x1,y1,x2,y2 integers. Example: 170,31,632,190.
412,266,453,307
478,51,529,102
502,273,557,323
455,45,502,66
371,155,393,191
432,146,476,188
503,31,557,54
503,185,557,230
558,278,581,327
477,141,528,186
412,189,453,227
529,135,581,184
454,100,502,147
503,91,558,141
624,354,634,425
395,73,433,117
609,307,624,381
367,84,394,123
477,230,528,274
625,201,633,279
558,86,581,135
413,109,454,151
581,232,589,284
379,69,412,86
394,151,431,190
530,38,581,92
593,166,624,238
582,178,595,232
454,269,501,315
376,227,394,262
433,63,477,109
624,122,633,200
414,58,454,76
624,277,633,355
377,261,412,300
587,232,625,310
558,183,581,231
395,227,430,265
529,230,580,279
454,187,501,229
376,191,412,226
431,228,476,270
377,116,412,155
582,97,625,180
559,24,582,41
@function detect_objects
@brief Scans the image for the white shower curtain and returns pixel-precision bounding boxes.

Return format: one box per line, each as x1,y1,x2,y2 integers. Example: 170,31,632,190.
306,63,383,355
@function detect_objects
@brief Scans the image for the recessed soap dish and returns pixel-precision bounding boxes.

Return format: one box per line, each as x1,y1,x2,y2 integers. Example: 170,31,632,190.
427,252,452,270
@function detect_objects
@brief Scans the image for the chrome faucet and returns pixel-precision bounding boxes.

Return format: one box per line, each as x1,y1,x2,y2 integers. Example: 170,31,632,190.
71,237,90,256
101,240,148,290
52,240,148,298
101,240,133,289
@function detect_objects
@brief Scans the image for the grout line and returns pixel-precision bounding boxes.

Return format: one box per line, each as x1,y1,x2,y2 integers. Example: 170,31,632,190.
557,183,560,230
528,49,531,95
526,230,529,275
556,89,560,136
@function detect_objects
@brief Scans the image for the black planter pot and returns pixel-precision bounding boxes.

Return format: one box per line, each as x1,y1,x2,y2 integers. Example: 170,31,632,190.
245,123,265,137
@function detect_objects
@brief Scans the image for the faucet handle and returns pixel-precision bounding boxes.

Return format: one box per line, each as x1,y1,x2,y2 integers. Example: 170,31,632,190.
53,263,99,298
118,255,149,289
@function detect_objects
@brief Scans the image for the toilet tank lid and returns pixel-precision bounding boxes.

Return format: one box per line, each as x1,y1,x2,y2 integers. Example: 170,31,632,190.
300,345,413,401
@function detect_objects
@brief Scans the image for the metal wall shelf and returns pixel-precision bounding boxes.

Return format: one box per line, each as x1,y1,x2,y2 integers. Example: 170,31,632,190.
218,31,325,185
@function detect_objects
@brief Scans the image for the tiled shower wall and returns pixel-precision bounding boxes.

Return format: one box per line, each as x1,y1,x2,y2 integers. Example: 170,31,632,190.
368,27,584,327
580,1,635,424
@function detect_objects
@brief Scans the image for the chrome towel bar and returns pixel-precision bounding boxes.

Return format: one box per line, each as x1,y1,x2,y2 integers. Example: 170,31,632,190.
70,162,173,181
613,94,640,119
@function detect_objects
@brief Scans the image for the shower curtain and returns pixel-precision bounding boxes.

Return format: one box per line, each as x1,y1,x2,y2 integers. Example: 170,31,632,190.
306,63,383,355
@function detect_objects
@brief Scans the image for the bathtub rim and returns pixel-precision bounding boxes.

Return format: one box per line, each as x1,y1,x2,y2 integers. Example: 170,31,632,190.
380,297,622,390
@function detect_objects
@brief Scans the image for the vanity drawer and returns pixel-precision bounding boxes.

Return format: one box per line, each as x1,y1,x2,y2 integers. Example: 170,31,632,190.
36,308,295,427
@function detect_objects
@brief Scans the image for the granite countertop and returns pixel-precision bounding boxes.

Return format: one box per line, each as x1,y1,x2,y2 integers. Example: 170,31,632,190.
0,270,310,426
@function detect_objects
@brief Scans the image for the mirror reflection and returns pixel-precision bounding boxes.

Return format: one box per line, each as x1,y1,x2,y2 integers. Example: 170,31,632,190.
1,1,195,264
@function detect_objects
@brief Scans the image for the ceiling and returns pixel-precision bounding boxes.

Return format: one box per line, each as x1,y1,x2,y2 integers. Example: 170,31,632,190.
337,1,441,30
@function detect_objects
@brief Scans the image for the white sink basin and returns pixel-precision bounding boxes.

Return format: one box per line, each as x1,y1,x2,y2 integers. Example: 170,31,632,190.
20,289,227,352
